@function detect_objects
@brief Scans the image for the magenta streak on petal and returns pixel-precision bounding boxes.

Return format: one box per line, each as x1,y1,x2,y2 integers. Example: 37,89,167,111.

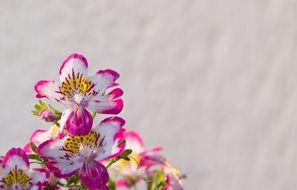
110,127,126,159
139,149,167,170
116,179,131,188
101,99,123,114
46,161,79,178
100,116,126,127
80,160,109,190
36,139,55,159
34,80,53,98
59,53,88,75
124,131,144,148
2,147,29,168
36,140,80,178
109,88,124,99
98,117,126,160
100,88,124,114
96,69,120,81
30,129,47,143
23,143,32,154
65,108,93,136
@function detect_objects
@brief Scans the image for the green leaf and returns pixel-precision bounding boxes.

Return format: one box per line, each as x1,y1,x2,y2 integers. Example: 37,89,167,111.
67,174,79,185
121,149,132,157
28,154,43,163
30,143,37,153
108,179,116,190
106,149,133,168
34,104,41,110
148,170,167,190
32,111,39,116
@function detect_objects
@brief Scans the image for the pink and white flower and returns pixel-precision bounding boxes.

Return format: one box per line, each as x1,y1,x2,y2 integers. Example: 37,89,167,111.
112,131,184,190
110,131,147,188
0,148,46,190
24,125,61,154
37,117,125,190
34,53,123,136
111,131,144,177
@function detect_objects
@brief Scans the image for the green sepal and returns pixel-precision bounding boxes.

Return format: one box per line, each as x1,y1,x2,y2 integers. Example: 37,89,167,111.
106,149,133,168
30,143,37,153
108,179,116,190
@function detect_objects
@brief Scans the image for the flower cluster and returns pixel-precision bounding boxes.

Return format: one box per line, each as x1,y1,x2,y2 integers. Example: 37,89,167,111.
0,53,184,190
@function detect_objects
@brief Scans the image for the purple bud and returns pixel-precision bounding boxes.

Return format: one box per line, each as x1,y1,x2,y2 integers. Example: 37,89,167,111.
39,108,59,122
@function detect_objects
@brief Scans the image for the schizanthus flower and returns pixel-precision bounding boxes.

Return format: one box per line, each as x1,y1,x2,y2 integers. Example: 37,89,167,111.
34,53,123,136
37,117,125,189
111,131,184,190
0,148,46,190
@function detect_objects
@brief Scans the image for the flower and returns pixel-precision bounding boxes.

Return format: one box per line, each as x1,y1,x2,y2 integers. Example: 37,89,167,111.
140,149,184,190
164,173,184,190
37,117,125,190
0,148,46,190
34,53,123,136
113,131,144,177
24,125,61,154
109,131,147,188
111,131,184,190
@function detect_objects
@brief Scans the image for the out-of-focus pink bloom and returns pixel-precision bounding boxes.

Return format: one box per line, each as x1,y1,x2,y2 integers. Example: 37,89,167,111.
140,149,184,190
110,131,144,188
0,148,46,190
34,53,123,136
37,117,125,190
112,131,184,190
164,173,184,190
24,125,61,154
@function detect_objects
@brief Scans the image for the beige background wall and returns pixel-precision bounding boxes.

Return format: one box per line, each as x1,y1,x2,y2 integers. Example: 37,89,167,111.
1,0,297,189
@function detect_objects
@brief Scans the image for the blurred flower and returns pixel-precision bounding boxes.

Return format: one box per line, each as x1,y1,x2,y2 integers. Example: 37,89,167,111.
34,53,123,136
0,148,46,189
140,149,184,190
37,117,125,189
114,131,144,176
24,124,61,154
111,131,184,190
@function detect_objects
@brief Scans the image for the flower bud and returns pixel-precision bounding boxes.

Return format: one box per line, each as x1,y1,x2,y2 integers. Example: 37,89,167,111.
39,108,59,122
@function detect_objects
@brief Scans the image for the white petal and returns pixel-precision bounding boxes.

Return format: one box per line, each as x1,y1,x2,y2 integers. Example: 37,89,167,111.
59,53,88,83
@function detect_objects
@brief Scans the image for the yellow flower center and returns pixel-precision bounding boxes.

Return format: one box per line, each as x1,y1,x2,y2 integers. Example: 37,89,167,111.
63,131,99,156
2,167,30,188
60,72,95,101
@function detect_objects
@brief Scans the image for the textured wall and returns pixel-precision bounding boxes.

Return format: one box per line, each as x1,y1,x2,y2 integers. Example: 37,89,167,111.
1,0,297,189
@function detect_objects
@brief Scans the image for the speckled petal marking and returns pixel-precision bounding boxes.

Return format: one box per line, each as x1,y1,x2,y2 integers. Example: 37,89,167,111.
1,166,31,188
62,131,99,156
59,69,95,101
